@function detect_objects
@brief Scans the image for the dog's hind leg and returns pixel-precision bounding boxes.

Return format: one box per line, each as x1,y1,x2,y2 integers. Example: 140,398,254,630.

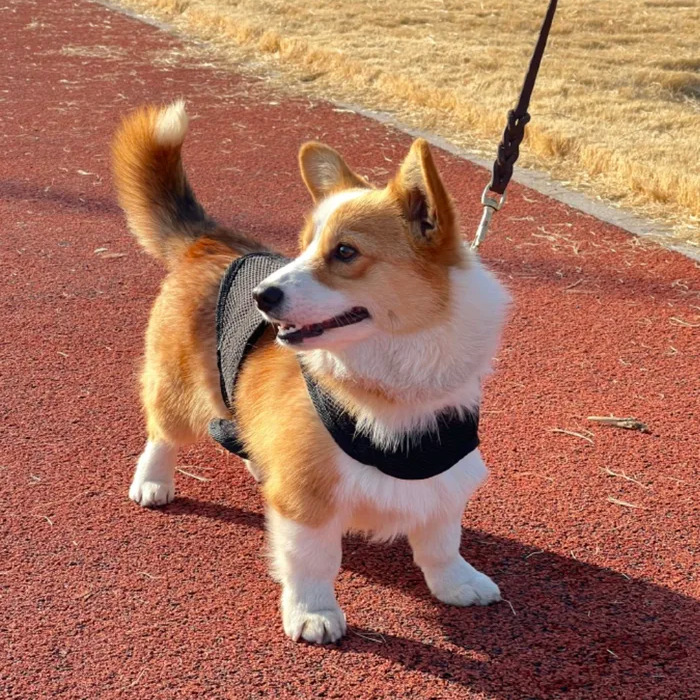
129,360,221,507
128,257,231,508
130,384,221,507
129,439,178,507
129,380,192,508
128,361,192,508
128,332,222,508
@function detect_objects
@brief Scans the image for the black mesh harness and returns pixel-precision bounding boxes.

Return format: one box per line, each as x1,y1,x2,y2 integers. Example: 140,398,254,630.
208,252,480,480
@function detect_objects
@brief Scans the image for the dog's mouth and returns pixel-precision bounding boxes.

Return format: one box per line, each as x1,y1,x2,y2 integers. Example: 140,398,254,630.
275,307,370,345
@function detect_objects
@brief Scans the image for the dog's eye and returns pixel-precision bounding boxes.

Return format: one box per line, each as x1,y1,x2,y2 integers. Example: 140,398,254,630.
334,244,358,262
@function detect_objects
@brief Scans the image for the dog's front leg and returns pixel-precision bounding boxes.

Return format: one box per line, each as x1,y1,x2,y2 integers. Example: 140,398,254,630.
267,508,346,644
409,514,501,607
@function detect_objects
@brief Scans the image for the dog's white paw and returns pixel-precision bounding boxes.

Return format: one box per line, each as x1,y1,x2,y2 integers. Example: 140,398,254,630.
129,478,175,507
282,601,347,644
429,559,501,607
129,441,177,507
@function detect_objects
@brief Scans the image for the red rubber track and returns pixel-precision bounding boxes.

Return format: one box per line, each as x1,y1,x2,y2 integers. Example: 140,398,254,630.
1,1,698,698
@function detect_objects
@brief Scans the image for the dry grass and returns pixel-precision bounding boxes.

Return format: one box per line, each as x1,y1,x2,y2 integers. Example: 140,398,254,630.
114,0,700,245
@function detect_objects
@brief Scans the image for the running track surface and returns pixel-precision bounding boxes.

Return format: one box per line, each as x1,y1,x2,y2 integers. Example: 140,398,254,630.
1,1,698,698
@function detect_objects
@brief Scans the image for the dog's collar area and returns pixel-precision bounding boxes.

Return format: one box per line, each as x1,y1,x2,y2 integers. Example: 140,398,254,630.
301,370,479,480
210,251,480,480
211,376,480,480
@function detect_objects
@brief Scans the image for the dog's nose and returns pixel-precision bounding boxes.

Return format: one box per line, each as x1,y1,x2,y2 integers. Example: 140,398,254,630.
253,285,284,313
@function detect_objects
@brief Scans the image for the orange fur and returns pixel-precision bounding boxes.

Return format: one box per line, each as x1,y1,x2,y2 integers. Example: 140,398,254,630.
296,139,464,337
140,239,340,525
235,341,339,526
140,243,234,445
298,142,371,203
111,104,209,264
116,103,467,527
111,103,264,267
392,138,459,264
116,105,507,643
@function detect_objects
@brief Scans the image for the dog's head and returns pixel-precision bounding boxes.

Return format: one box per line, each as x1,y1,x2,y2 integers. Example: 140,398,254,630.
254,139,465,350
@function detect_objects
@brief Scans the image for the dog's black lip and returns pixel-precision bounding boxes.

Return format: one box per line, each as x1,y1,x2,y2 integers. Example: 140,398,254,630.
277,307,370,345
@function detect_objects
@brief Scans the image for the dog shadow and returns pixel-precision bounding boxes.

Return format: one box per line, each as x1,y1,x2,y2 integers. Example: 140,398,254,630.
167,496,265,529
167,498,698,698
340,533,698,697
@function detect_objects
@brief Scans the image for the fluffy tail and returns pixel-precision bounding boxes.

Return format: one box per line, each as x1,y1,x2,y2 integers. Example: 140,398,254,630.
111,100,264,266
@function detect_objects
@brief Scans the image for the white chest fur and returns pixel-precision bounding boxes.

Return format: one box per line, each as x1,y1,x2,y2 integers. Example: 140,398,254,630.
335,447,489,540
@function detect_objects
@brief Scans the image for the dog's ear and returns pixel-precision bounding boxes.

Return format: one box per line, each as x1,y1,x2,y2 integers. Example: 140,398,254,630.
392,139,456,249
299,142,370,203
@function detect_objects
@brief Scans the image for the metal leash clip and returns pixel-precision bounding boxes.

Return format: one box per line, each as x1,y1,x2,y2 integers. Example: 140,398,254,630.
470,0,557,251
471,185,506,250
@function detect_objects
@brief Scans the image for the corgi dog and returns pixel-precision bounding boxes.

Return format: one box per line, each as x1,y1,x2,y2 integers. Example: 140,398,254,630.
112,100,510,644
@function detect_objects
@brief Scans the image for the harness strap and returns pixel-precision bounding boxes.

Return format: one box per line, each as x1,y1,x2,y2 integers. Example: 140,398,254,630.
210,367,481,481
209,417,249,460
302,370,480,480
473,0,558,248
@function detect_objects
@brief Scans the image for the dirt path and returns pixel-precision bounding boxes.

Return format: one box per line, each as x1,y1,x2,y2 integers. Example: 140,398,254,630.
1,1,698,698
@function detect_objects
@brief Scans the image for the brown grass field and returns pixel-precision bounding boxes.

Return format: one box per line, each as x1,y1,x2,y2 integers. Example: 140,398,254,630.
114,0,700,245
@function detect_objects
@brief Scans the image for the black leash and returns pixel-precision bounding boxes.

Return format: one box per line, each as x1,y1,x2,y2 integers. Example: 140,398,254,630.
472,0,558,248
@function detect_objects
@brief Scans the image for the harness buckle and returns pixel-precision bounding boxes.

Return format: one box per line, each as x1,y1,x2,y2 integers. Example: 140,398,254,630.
471,186,507,250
